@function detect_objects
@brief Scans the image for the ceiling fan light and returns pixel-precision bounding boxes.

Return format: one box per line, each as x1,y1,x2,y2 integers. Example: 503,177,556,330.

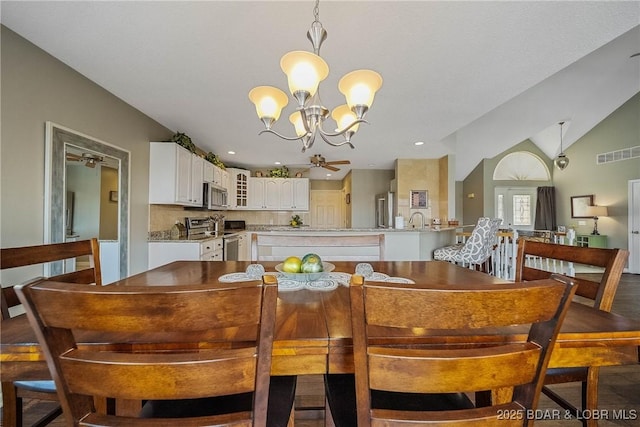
280,51,328,98
331,104,360,133
248,86,289,121
338,69,383,109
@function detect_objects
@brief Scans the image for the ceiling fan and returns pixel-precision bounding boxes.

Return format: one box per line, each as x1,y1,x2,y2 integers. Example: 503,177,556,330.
306,154,351,172
66,152,104,168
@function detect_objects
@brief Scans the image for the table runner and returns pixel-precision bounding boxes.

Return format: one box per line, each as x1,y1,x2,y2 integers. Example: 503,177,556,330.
219,263,414,291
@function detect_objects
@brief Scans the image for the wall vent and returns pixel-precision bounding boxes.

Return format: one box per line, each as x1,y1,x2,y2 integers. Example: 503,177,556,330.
596,146,640,165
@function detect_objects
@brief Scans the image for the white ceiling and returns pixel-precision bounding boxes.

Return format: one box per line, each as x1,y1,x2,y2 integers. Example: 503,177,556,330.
2,1,639,181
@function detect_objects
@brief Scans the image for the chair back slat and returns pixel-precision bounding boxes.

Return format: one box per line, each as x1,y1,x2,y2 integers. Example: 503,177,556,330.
251,233,384,261
15,277,278,426
515,239,628,310
350,274,577,426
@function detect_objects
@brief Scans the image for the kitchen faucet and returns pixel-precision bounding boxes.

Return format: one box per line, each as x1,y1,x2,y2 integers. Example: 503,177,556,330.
408,211,426,229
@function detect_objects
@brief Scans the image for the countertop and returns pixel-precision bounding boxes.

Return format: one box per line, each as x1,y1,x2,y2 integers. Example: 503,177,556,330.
148,225,464,242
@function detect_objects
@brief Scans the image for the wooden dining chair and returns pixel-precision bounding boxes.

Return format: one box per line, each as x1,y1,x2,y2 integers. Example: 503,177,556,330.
14,275,295,426
325,274,577,427
251,233,385,262
1,238,102,427
514,239,629,426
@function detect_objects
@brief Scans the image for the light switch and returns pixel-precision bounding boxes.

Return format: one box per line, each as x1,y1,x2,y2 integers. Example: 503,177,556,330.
578,220,586,226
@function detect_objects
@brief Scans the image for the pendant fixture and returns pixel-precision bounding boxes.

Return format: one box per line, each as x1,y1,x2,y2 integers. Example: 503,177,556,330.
554,121,569,170
248,0,382,152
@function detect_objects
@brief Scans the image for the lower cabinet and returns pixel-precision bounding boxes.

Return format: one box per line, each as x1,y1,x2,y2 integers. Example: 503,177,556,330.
148,238,223,269
576,234,608,248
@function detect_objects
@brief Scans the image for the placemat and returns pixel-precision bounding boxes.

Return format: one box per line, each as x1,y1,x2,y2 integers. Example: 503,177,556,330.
218,263,414,291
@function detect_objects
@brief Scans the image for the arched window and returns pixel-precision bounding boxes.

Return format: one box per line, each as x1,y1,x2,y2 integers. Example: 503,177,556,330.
493,152,550,181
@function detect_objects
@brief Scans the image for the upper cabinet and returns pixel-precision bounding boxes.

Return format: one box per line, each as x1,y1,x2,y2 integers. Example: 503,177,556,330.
227,168,249,209
248,177,309,211
281,178,309,210
149,142,204,206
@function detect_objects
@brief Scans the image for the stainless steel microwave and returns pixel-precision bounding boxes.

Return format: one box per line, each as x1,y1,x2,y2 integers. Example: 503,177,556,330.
203,182,228,210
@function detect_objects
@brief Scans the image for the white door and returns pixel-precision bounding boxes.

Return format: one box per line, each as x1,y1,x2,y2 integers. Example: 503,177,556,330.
310,190,344,228
495,187,537,230
628,179,640,274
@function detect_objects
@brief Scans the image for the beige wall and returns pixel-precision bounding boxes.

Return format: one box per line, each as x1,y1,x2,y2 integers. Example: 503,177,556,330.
1,26,173,276
395,159,441,225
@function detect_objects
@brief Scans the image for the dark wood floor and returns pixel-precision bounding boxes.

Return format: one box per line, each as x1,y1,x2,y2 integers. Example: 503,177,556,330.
3,273,639,427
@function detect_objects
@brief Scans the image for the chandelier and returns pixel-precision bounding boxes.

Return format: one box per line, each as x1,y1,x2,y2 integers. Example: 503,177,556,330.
554,121,569,170
248,0,383,152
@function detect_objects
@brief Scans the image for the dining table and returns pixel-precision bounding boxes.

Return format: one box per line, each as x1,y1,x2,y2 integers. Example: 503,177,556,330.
2,260,640,417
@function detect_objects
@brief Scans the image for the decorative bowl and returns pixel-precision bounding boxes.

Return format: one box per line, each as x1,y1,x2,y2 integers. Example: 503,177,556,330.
275,262,335,281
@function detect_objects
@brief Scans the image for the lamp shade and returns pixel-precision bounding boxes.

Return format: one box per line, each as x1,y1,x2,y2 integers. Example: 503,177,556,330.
331,104,360,133
585,205,608,217
280,51,329,97
338,69,383,108
248,86,289,121
289,111,308,137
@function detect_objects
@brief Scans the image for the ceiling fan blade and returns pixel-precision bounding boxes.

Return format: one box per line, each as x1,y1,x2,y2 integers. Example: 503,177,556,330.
323,164,340,172
325,160,350,165
66,153,83,161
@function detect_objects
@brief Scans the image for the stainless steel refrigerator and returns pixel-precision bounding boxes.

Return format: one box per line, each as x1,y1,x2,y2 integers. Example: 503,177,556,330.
375,192,394,228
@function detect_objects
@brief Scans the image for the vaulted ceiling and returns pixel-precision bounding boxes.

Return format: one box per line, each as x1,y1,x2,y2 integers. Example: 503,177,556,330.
2,1,638,181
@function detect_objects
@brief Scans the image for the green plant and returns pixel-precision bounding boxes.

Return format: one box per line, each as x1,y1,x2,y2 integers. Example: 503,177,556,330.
270,166,290,178
290,214,302,227
170,132,196,153
205,152,226,169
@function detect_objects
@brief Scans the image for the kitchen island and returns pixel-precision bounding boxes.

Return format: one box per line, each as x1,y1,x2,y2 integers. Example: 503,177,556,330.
247,226,458,261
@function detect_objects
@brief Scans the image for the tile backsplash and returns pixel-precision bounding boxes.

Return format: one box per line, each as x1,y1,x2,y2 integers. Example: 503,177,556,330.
149,205,310,232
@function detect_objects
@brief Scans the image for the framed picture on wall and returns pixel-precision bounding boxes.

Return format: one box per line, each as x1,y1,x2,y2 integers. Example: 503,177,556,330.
570,195,593,218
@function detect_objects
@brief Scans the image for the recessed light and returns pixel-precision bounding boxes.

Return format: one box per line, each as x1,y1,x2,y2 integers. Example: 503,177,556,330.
368,163,375,167
274,161,281,165
227,151,235,155
414,141,425,146
326,173,331,177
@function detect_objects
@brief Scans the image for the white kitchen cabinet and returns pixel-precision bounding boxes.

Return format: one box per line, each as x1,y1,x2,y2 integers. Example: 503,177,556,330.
149,142,204,207
248,178,279,209
227,168,249,209
280,178,309,210
148,238,223,269
220,169,229,192
203,161,214,183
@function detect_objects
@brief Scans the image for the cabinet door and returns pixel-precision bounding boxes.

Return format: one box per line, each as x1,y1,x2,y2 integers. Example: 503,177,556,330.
264,179,280,209
213,166,222,187
203,161,214,183
231,169,249,209
280,179,294,209
292,178,309,210
190,155,204,206
248,178,266,209
221,169,229,192
175,146,193,204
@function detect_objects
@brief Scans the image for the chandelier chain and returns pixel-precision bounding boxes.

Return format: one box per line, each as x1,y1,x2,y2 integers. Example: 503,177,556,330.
313,0,320,23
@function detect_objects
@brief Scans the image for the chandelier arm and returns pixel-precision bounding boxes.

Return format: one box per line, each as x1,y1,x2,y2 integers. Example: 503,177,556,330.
318,131,354,148
258,129,305,142
317,119,367,138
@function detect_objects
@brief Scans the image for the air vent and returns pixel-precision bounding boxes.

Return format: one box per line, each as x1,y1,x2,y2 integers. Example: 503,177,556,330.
596,146,640,164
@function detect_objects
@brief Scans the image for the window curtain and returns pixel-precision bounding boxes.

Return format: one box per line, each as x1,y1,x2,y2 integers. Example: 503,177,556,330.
534,186,557,230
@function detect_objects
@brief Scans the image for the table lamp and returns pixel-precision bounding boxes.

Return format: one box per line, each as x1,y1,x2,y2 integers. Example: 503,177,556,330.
584,205,608,235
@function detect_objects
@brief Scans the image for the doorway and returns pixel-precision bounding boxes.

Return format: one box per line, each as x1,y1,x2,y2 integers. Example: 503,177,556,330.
494,187,537,231
310,190,345,229
628,179,640,274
